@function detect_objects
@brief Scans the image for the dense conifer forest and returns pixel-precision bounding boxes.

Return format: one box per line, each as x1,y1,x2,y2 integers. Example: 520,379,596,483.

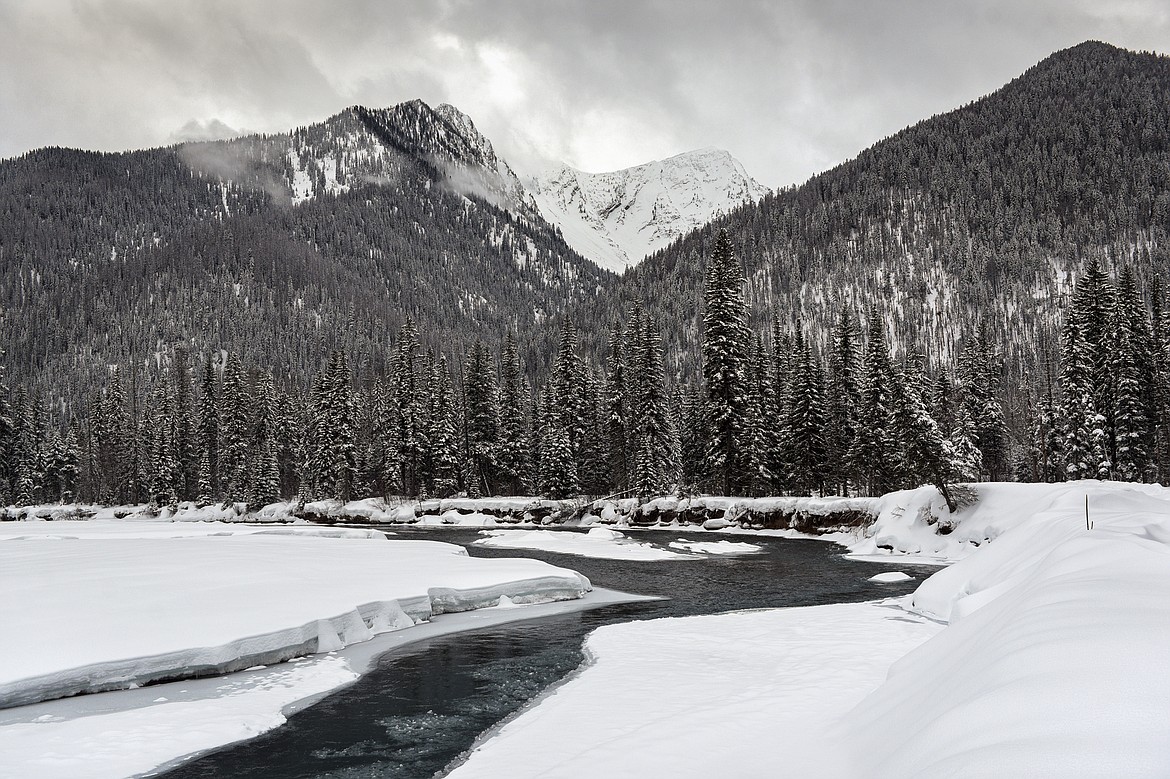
2,228,1167,509
2,41,1170,507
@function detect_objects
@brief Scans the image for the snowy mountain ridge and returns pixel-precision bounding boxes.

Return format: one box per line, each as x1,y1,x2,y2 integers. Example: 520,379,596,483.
186,100,538,216
526,148,769,274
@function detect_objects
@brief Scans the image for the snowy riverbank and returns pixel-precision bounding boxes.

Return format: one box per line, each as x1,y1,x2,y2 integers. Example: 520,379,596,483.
0,519,592,709
450,481,1170,777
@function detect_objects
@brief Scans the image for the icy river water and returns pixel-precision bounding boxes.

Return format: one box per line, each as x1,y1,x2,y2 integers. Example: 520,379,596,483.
159,529,934,779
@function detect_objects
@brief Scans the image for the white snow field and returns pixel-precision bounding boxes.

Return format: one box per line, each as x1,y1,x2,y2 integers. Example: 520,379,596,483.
451,481,1170,778
475,527,694,559
0,588,644,779
0,520,592,710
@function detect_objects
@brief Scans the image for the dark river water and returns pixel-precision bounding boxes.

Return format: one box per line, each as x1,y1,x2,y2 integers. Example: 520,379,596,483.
159,528,935,779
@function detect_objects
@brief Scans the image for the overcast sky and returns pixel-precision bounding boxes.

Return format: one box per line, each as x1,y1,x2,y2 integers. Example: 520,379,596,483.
2,0,1168,187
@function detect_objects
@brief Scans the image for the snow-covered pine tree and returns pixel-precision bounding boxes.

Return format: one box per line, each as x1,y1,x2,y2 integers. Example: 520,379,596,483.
850,312,899,496
1059,314,1108,479
219,354,250,504
196,359,219,503
0,358,15,504
1150,277,1170,482
536,386,578,500
891,365,961,512
947,405,984,482
743,334,775,495
824,307,859,495
603,321,630,492
630,320,676,500
701,229,751,495
552,317,590,476
326,350,358,501
463,339,500,496
786,328,828,496
248,371,281,508
1111,266,1155,480
577,368,611,494
496,332,531,495
392,319,425,497
148,376,180,508
956,330,1008,480
427,355,460,498
97,370,133,504
171,346,197,501
1070,259,1117,468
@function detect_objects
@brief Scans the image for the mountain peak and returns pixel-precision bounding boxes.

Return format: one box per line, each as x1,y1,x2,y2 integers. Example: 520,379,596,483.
528,148,768,274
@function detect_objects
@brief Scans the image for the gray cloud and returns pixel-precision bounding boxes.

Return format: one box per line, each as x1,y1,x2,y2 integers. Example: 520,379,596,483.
1,0,1168,186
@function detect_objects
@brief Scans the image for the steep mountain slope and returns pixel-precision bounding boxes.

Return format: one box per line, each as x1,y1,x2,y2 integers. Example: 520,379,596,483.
0,100,611,397
607,41,1170,376
528,148,768,273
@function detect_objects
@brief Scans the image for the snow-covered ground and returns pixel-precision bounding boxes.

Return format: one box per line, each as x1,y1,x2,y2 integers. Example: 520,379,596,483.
0,588,643,779
0,519,592,709
451,481,1170,777
448,600,942,778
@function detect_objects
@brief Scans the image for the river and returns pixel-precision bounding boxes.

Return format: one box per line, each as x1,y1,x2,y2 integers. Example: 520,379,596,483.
159,528,935,779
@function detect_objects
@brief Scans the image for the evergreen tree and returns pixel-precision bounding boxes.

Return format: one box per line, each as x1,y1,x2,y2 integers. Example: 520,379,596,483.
1111,266,1155,480
824,308,859,494
786,329,828,495
630,320,676,499
248,371,281,508
1059,315,1108,479
850,312,899,495
536,387,578,499
604,321,630,492
496,332,530,494
701,230,751,494
219,354,250,503
463,339,500,496
427,355,460,498
891,367,962,512
171,346,197,500
196,359,219,503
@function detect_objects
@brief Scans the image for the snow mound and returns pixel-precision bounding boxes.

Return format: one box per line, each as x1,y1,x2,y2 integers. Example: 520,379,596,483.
667,539,762,555
0,526,590,708
843,480,1170,776
474,529,694,560
867,572,912,583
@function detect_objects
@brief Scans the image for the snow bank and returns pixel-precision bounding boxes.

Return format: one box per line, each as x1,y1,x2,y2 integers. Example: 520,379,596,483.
843,481,1170,777
0,522,591,708
0,655,358,779
474,528,695,560
848,480,1166,564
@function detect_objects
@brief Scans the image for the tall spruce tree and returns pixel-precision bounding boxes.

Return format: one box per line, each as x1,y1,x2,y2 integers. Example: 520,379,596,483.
701,230,751,495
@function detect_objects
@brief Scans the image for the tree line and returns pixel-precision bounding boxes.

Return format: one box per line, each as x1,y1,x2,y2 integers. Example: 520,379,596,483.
24,229,1169,511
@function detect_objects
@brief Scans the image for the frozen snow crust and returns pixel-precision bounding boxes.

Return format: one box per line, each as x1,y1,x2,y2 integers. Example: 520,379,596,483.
0,520,591,709
452,481,1170,777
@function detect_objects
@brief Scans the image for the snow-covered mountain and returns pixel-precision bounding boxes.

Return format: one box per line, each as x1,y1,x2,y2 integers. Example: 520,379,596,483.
182,100,538,215
526,148,769,274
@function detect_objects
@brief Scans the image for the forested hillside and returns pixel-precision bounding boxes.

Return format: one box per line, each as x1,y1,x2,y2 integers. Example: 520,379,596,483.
0,100,610,403
608,41,1170,376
